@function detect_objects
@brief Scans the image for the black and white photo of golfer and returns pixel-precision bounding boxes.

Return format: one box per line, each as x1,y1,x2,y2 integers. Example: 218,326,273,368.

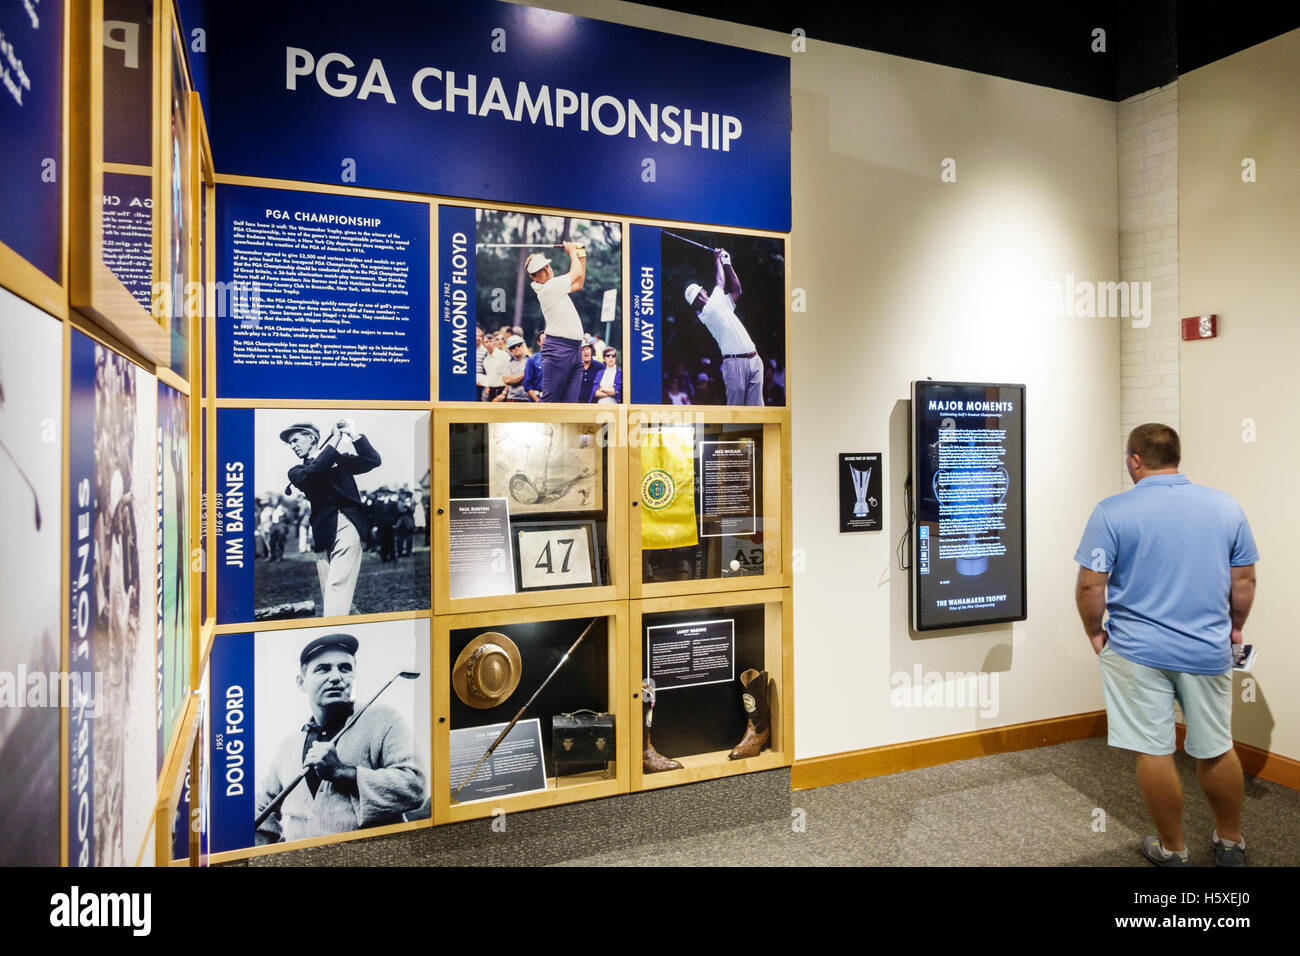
251,409,430,621
659,227,786,407
249,619,431,848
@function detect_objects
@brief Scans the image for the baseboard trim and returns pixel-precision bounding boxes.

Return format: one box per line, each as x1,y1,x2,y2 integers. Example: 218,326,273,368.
791,711,1107,791
1174,725,1300,790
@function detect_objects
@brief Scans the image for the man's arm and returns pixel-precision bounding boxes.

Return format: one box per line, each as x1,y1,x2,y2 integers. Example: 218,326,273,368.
1075,566,1109,654
503,368,525,386
1229,564,1256,644
352,711,426,825
718,248,742,300
564,240,586,292
335,424,382,475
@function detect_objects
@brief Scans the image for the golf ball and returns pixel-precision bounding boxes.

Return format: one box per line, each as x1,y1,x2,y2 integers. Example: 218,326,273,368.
730,559,741,571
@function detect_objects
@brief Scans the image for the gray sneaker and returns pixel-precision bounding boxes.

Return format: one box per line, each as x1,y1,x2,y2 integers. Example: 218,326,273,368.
1211,832,1246,867
1141,835,1191,866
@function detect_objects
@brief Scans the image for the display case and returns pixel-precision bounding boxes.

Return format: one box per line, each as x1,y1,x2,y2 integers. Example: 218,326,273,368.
435,601,629,823
629,407,789,598
631,589,791,791
434,406,629,613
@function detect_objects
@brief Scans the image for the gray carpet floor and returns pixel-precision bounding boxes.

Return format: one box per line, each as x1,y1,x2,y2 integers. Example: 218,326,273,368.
244,738,1300,867
564,739,1300,867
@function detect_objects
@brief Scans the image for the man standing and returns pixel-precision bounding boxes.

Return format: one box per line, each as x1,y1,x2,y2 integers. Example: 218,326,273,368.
591,346,622,404
480,331,510,402
1074,424,1258,866
523,331,546,402
525,240,587,403
577,343,600,405
684,247,764,405
282,420,381,618
254,633,425,845
503,334,530,401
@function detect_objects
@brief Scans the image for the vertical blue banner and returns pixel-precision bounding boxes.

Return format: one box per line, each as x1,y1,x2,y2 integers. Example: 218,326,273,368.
208,633,254,854
437,205,476,401
630,225,662,404
0,0,64,280
66,332,97,867
215,408,254,624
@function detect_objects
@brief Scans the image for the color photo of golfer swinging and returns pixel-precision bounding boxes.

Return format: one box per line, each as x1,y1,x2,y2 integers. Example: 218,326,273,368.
215,408,431,624
206,619,431,854
632,226,786,406
441,206,623,403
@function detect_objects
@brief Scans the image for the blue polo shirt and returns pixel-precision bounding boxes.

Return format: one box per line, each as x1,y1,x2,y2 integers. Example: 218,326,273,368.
1074,474,1258,675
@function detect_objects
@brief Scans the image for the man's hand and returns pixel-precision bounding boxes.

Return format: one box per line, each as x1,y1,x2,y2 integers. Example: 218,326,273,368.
1088,629,1108,655
1230,627,1245,646
718,248,731,265
336,418,359,441
562,240,577,258
304,741,347,780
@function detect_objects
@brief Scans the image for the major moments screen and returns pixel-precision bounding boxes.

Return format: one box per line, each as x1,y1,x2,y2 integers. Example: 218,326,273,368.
910,381,1026,631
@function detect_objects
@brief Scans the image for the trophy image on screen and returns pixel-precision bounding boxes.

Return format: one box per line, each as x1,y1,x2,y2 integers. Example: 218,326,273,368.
488,422,603,514
850,464,873,518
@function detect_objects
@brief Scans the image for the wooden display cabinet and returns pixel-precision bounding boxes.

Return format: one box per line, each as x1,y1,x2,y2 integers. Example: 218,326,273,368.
434,599,630,823
630,588,792,792
628,406,790,599
433,405,629,613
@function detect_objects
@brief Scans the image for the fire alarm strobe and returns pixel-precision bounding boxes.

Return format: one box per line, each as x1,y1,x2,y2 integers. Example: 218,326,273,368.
1181,315,1218,340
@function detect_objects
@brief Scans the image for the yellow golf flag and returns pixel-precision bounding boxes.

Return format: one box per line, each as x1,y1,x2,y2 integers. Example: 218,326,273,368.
640,425,698,550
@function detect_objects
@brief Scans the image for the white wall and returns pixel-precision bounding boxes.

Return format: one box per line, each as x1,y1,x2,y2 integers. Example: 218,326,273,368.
1179,29,1300,763
529,1,1122,759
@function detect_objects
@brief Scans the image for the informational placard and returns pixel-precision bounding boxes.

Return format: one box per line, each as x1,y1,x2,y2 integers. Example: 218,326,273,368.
699,441,756,538
196,0,791,231
910,381,1026,631
438,206,623,402
0,0,63,280
448,498,515,599
449,719,547,804
101,173,154,317
630,225,787,405
646,619,735,691
839,452,882,533
215,183,430,400
214,407,431,624
516,523,596,591
207,620,431,855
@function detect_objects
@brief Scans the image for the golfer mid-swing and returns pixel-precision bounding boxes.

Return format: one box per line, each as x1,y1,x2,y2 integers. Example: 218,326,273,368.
685,247,764,406
525,240,587,403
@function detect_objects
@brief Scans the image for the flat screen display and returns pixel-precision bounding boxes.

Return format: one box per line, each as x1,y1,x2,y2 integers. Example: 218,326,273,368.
911,381,1026,631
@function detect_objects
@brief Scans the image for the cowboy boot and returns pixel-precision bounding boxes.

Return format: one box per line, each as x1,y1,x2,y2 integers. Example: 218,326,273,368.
642,678,682,773
728,668,771,760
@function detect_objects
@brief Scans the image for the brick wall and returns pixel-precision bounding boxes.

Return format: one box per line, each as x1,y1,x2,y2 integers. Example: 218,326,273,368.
1117,82,1179,488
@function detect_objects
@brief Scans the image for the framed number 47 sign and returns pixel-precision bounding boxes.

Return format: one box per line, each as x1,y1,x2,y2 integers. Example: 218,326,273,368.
514,521,601,591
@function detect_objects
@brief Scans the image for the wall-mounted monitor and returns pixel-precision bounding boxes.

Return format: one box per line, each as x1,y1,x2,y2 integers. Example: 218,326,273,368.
910,381,1026,631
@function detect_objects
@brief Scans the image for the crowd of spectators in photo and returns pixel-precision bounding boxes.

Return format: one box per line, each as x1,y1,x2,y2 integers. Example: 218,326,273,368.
663,357,786,407
255,484,430,562
475,324,621,403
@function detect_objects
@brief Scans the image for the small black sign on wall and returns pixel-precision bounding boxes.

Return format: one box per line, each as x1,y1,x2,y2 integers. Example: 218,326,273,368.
839,453,883,533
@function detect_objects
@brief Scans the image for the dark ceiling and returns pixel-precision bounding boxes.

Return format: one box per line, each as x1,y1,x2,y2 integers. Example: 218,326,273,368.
631,1,1299,100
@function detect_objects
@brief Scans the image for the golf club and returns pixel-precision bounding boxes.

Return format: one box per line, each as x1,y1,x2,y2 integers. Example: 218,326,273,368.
452,617,600,801
662,230,717,253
